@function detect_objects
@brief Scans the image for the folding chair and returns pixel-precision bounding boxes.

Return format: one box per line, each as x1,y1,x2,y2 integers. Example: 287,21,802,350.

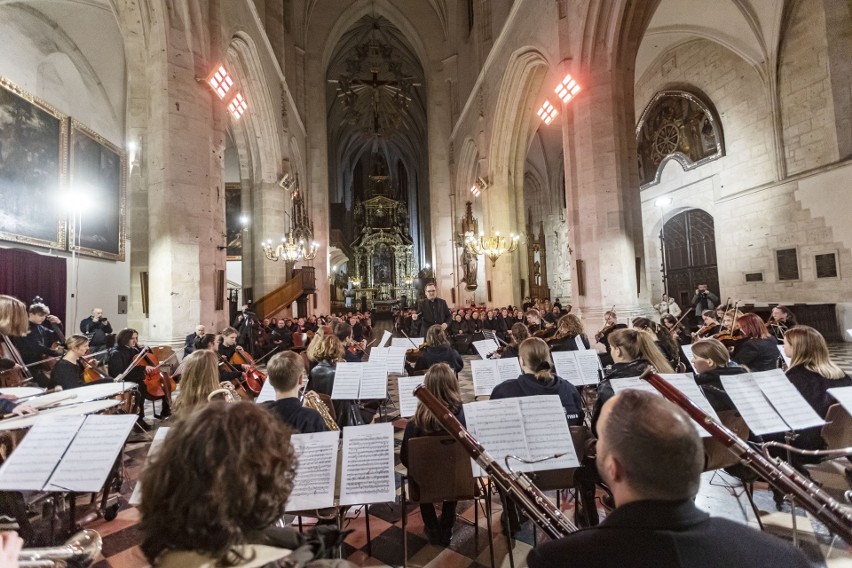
400,435,493,567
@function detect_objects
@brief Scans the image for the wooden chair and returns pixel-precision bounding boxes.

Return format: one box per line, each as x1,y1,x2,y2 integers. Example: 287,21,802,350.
401,435,493,567
821,403,852,450
804,404,852,502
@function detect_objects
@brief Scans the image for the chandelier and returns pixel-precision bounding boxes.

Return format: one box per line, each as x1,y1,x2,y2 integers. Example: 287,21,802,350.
262,232,319,263
261,176,319,264
349,276,362,288
464,230,520,267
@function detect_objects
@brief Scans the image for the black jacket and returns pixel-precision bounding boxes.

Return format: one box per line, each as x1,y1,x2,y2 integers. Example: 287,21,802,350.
416,297,452,333
527,499,811,568
107,345,146,385
733,337,779,372
786,366,852,418
184,333,201,357
51,358,85,390
264,398,328,434
12,322,59,364
592,359,651,434
307,360,336,396
548,334,590,352
79,316,113,346
400,405,466,467
413,344,464,373
491,373,584,426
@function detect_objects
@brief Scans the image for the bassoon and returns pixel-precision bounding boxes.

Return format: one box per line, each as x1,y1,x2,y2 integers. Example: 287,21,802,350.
640,368,852,545
413,385,577,540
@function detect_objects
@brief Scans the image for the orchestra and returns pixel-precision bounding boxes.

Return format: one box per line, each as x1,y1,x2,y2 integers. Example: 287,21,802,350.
1,284,851,566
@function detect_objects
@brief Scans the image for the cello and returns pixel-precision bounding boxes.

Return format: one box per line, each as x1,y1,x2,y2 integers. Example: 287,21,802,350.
229,349,265,395
134,346,176,400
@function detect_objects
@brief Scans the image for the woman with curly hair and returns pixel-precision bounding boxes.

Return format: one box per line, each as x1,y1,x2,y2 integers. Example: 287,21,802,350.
547,314,590,352
139,402,353,567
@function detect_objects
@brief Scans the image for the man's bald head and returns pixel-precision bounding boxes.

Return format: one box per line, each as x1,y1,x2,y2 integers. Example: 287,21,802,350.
597,389,703,501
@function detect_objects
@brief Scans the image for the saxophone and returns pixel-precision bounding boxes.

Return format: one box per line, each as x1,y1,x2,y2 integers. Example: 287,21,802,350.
302,390,339,431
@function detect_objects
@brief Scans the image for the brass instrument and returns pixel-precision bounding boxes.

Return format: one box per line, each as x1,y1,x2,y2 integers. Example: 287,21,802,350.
207,381,240,403
640,368,852,545
302,390,339,431
19,529,102,567
414,385,576,539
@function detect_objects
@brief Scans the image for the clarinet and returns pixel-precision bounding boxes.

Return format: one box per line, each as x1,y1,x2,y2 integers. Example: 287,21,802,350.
413,385,577,540
639,368,852,546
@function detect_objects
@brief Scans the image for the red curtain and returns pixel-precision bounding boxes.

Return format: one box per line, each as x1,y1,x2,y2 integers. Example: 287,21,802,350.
0,248,67,321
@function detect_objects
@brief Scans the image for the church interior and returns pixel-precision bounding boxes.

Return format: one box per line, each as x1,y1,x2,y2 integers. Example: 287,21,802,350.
1,0,852,566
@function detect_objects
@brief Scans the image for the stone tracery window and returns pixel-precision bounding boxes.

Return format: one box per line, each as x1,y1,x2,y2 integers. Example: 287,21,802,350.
636,90,724,187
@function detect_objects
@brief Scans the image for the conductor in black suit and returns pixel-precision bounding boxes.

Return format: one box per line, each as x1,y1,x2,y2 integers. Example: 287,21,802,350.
415,282,452,337
527,389,811,568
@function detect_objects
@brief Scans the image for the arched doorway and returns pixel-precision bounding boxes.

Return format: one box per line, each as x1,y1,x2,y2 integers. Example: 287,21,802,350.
662,209,719,309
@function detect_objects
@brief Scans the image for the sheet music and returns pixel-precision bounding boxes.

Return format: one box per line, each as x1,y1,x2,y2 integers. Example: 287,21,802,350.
286,430,340,511
471,359,500,397
392,337,423,349
720,374,789,435
609,376,660,396
574,351,602,385
472,339,500,360
339,423,395,506
658,374,717,438
496,357,522,383
551,351,582,386
331,362,363,400
130,427,170,505
518,396,580,470
386,346,408,375
256,377,276,403
46,414,137,492
396,376,424,417
465,399,528,477
752,369,824,431
777,345,791,369
0,415,84,491
378,330,392,348
359,363,388,400
829,386,852,416
368,346,388,365
680,344,695,366
574,335,587,351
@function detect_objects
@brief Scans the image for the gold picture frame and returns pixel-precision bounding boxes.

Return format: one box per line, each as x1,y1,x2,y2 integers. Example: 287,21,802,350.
68,119,127,261
0,76,68,250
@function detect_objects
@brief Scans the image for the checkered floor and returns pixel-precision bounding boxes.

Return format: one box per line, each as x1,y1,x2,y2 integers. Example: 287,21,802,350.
72,340,852,566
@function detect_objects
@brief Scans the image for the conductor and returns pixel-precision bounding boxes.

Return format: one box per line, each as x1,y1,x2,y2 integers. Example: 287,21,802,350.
415,282,452,336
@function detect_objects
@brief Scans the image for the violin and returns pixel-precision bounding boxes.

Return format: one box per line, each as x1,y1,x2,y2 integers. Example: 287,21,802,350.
229,349,265,395
594,324,616,343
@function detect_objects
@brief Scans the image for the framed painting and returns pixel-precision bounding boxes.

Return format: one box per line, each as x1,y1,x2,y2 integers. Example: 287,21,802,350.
0,77,68,250
69,119,126,261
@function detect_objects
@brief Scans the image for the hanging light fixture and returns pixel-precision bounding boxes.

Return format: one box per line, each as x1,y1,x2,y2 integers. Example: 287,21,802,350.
261,233,319,263
464,229,521,267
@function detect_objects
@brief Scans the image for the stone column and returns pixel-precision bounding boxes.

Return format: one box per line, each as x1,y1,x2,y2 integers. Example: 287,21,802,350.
142,19,228,344
562,68,651,323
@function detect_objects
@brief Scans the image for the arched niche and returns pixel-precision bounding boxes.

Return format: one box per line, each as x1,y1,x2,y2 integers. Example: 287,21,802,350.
636,90,724,188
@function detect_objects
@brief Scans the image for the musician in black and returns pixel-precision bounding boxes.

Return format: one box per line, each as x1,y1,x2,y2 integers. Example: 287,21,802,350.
108,328,168,426
79,307,112,353
12,303,62,387
768,305,797,342
263,351,328,434
413,325,464,373
594,310,627,367
527,390,811,568
415,282,451,336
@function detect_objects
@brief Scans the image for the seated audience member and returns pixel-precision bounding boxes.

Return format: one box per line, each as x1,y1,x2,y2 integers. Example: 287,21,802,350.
139,403,353,567
263,351,328,433
400,363,465,546
172,350,221,419
79,307,112,352
526,390,812,568
413,325,464,374
184,324,206,357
